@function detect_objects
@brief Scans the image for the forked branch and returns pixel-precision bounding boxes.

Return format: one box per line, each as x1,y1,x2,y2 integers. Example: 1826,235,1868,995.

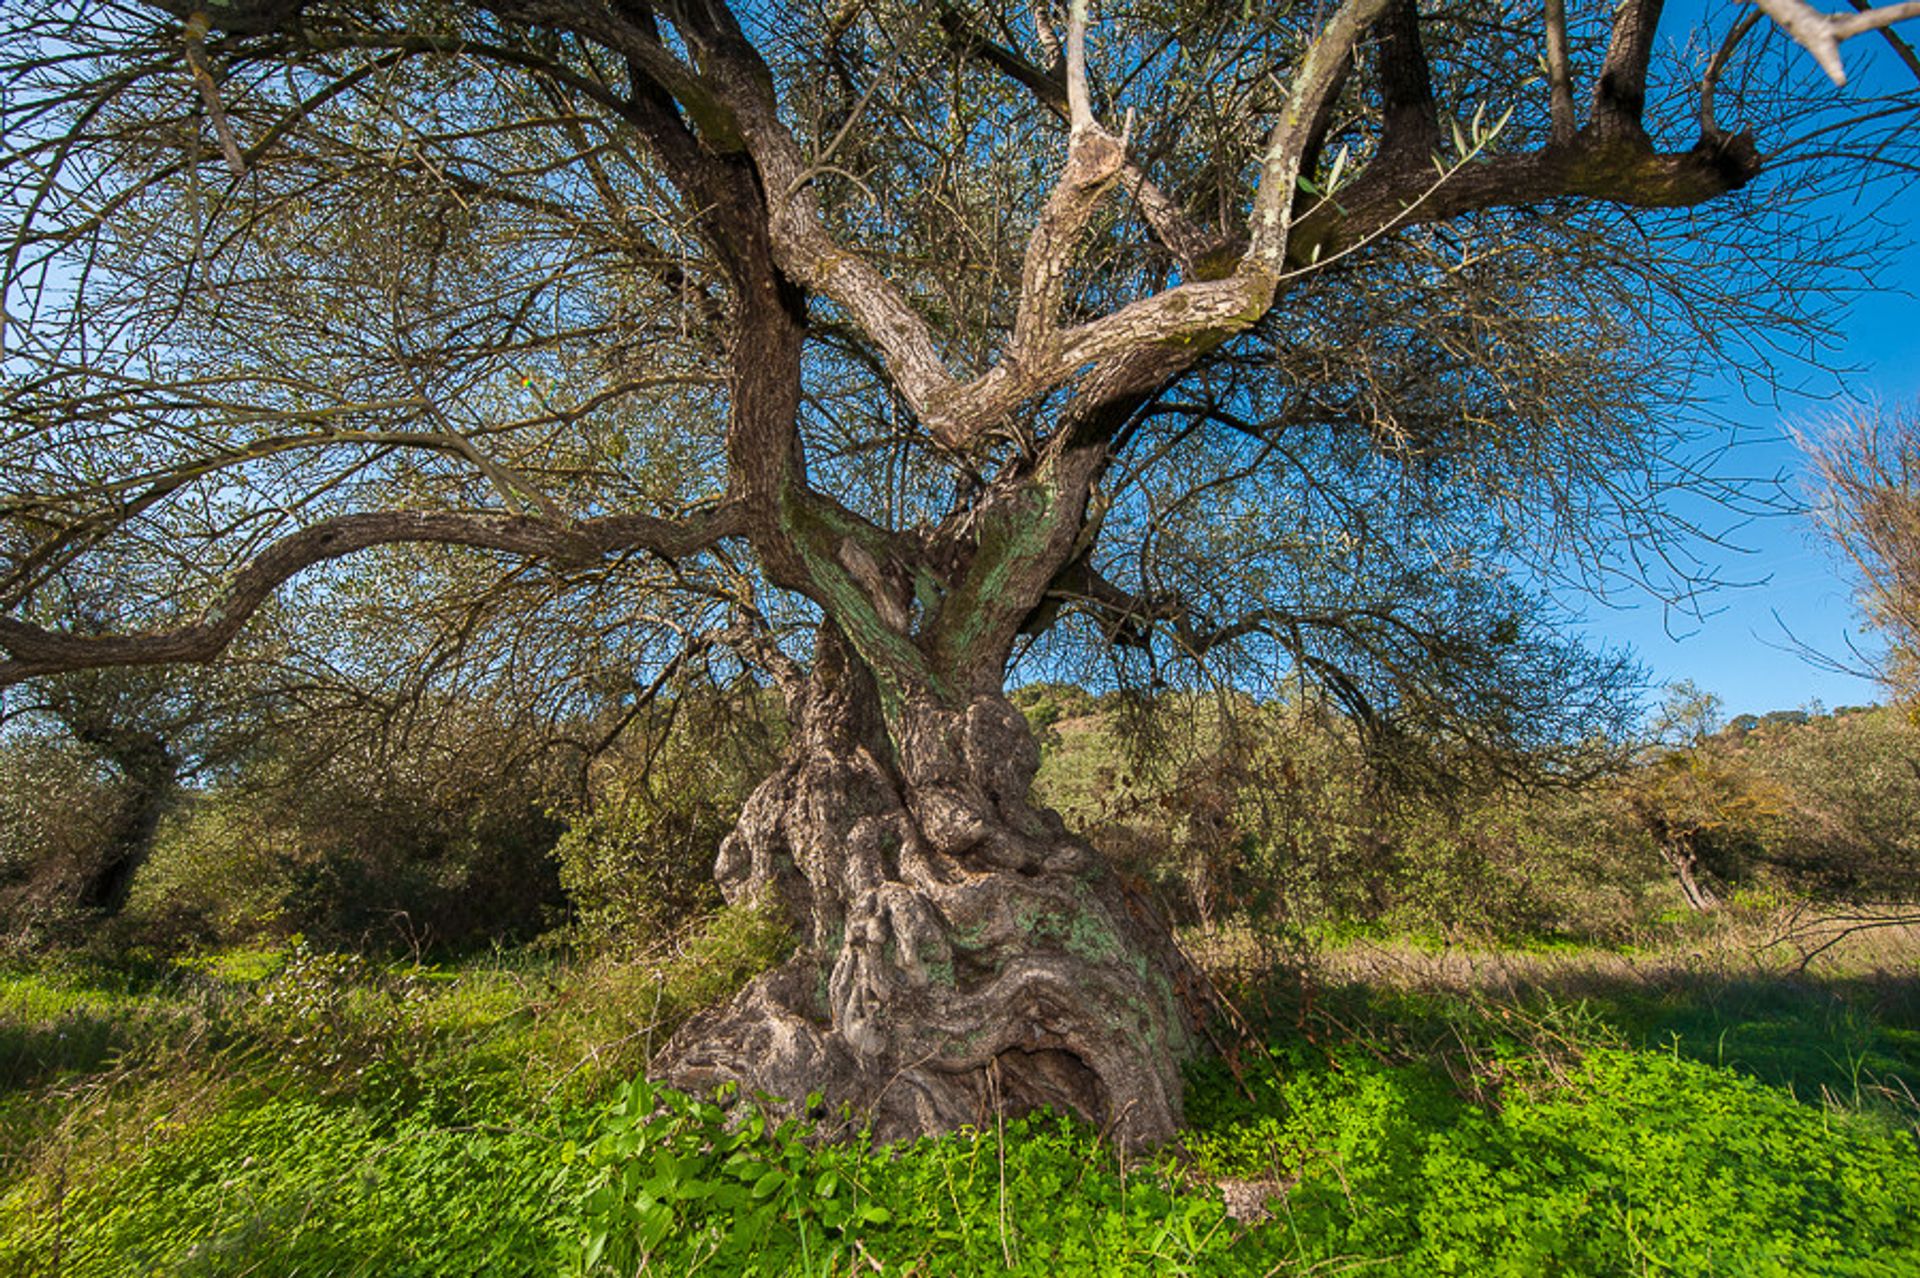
1750,0,1920,83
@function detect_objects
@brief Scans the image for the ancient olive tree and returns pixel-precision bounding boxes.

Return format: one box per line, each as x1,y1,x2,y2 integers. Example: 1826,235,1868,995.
2,0,1915,1143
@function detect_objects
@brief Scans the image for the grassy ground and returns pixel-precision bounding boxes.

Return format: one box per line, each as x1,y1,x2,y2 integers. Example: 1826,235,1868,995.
1,909,1915,1275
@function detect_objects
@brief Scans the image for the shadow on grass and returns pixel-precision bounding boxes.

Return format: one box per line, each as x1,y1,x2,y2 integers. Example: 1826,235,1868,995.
0,1007,136,1094
1241,955,1920,1118
1581,969,1920,1105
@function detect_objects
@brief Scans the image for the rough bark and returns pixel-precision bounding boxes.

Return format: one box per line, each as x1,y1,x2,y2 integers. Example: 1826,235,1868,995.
656,629,1201,1147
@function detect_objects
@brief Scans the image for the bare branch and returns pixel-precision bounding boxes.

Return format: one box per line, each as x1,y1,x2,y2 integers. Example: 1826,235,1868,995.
181,9,247,176
1701,8,1766,136
1010,2,1129,358
1752,0,1920,84
1065,0,1096,136
1591,0,1663,141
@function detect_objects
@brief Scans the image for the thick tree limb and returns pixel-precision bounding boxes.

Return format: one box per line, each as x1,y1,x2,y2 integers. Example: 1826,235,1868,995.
1374,0,1441,165
1544,0,1577,143
1247,0,1400,267
1290,132,1762,269
144,0,1873,475
0,505,744,687
933,5,1219,269
1592,0,1664,141
1010,1,1130,356
1846,0,1920,81
182,9,247,175
671,0,1382,450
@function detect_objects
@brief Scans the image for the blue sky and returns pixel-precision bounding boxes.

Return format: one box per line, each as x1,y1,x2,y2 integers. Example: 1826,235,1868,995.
1572,5,1920,718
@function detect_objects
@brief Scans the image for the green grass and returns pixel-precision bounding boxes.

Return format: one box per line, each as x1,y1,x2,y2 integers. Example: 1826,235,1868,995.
20,1095,565,1277
3,922,1917,1275
1183,1046,1920,1277
9,1037,1915,1275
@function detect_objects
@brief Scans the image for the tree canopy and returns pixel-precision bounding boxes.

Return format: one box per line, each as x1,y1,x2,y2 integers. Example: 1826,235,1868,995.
1,0,1907,735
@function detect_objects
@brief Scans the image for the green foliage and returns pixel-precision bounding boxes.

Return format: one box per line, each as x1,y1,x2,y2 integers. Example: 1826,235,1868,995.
121,721,566,954
0,904,801,1274
1032,690,1920,944
6,685,1920,1275
560,1078,891,1274
121,795,295,948
12,1096,565,1277
0,963,172,1097
554,691,783,955
561,1010,1920,1275
553,791,726,954
0,731,133,949
1185,1044,1920,1276
238,939,431,1094
1723,706,1920,899
1034,694,1659,945
1010,681,1099,744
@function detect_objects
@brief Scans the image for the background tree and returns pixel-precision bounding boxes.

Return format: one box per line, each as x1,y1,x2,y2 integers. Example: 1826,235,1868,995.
1805,403,1920,707
0,596,286,926
2,0,1916,1143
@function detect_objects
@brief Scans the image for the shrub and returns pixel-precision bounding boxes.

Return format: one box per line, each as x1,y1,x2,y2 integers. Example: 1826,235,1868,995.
552,791,727,955
120,794,294,949
1034,693,1656,946
554,691,782,955
1736,706,1920,899
1011,682,1098,742
120,713,568,955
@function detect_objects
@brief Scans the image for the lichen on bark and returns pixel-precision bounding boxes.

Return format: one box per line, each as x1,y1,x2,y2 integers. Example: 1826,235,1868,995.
654,626,1200,1148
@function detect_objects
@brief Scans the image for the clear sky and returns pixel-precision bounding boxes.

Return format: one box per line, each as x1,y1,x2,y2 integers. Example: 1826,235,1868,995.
1571,5,1920,719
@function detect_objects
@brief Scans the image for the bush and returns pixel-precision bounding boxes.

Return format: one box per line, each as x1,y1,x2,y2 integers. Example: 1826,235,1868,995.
554,692,782,955
1011,682,1098,742
1735,706,1920,899
120,793,294,949
1033,694,1658,946
552,791,727,955
121,716,567,955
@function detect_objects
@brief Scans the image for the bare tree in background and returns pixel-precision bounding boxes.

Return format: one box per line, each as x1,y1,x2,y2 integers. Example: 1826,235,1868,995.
1806,404,1920,706
2,0,1916,1143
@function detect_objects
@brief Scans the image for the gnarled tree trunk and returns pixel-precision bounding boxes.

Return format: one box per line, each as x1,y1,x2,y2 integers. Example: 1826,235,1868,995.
656,630,1200,1147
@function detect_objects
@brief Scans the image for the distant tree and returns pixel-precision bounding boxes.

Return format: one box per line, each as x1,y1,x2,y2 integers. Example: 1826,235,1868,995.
1652,680,1725,747
1619,746,1788,911
1806,403,1920,708
2,0,1917,1143
0,604,275,919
